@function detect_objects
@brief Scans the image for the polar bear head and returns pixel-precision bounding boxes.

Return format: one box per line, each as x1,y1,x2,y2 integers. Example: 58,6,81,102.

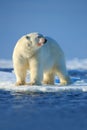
24,32,47,51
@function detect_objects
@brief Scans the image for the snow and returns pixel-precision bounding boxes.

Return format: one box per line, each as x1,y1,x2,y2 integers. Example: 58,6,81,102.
0,71,87,93
1,58,87,70
67,58,87,70
0,59,87,93
0,59,12,68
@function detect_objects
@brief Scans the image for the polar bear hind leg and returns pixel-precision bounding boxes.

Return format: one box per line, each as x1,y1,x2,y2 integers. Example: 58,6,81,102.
56,67,71,85
43,71,54,85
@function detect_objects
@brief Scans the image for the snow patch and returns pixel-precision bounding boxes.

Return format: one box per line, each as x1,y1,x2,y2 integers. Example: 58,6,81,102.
1,58,87,70
67,58,87,70
0,59,87,93
0,71,87,93
0,60,12,68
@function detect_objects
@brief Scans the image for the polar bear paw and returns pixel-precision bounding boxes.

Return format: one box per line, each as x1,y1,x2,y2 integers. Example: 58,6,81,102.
28,81,42,86
60,77,71,86
15,81,26,86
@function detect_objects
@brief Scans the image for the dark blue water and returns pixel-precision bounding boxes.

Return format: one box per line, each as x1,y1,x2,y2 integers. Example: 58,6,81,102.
0,70,87,130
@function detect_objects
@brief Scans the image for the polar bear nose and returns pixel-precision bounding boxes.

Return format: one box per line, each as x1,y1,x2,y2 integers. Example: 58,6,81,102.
44,39,47,44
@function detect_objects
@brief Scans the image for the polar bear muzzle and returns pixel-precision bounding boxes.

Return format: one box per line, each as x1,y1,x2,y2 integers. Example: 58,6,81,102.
39,37,47,44
37,38,47,46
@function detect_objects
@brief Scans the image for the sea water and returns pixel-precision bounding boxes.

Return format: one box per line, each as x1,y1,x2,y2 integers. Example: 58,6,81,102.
0,59,87,130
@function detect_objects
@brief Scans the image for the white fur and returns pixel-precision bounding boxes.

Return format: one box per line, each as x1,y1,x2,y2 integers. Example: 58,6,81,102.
13,32,71,86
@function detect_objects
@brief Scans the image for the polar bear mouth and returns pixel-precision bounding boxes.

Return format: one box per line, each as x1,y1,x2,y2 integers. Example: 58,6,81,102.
37,43,44,46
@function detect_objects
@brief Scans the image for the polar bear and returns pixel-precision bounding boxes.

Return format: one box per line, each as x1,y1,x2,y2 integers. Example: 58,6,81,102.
13,32,71,86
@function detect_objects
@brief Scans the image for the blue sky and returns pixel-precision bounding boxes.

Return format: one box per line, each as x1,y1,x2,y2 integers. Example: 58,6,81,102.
0,0,87,60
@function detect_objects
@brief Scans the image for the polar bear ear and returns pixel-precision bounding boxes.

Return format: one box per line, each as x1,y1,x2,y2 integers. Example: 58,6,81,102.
26,36,30,40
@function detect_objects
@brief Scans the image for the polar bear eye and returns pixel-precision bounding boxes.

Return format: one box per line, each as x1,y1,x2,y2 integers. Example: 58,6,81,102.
26,36,30,40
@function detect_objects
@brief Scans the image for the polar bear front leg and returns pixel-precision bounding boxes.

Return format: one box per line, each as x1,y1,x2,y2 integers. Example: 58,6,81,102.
29,59,43,85
14,63,27,86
